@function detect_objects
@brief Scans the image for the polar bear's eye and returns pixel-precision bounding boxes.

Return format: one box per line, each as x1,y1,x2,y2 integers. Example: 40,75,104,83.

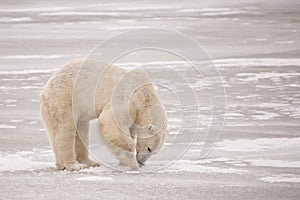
147,147,152,152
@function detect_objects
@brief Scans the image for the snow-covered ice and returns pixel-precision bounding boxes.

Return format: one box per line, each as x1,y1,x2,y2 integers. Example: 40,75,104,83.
260,175,300,183
215,137,300,152
0,0,300,199
75,176,113,181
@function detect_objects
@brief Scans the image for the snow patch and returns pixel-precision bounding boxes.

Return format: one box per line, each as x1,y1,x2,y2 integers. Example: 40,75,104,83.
274,41,294,44
0,149,54,172
75,176,113,181
0,153,52,172
177,8,231,12
0,7,72,12
245,159,300,168
215,58,300,67
0,69,57,75
0,17,33,23
2,99,17,104
255,38,268,41
236,72,300,82
0,124,16,129
236,94,259,99
10,119,23,123
201,11,247,16
260,174,300,183
0,54,81,60
254,103,289,108
225,112,244,117
40,11,134,17
216,137,300,152
6,104,17,107
165,164,246,174
251,111,280,120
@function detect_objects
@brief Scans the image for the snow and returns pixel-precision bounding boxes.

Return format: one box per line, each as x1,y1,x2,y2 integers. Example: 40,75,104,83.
254,103,289,108
177,8,232,12
0,124,16,129
0,17,33,23
0,153,52,172
0,7,72,12
0,54,81,60
225,112,244,117
236,94,259,99
216,137,300,152
245,159,300,168
201,11,247,16
260,175,300,183
164,163,246,174
255,38,268,41
215,58,300,67
236,72,300,82
114,58,300,70
0,86,41,90
176,7,254,17
75,176,113,181
29,121,37,125
5,104,17,107
2,99,17,104
0,0,300,198
40,11,134,17
0,69,57,75
10,119,23,123
251,111,280,120
274,41,294,44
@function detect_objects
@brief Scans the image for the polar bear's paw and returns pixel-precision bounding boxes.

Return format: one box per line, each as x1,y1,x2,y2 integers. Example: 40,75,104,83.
120,157,139,170
118,160,139,170
129,162,139,170
83,159,101,168
58,163,89,171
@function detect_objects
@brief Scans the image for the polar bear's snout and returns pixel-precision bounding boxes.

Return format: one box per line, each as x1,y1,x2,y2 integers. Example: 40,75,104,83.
136,151,152,167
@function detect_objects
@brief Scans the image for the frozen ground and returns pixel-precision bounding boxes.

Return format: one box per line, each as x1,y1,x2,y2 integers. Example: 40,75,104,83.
0,0,300,199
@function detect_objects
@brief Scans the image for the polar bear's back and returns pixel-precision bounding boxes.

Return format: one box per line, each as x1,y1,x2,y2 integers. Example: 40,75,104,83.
41,59,123,121
40,58,151,123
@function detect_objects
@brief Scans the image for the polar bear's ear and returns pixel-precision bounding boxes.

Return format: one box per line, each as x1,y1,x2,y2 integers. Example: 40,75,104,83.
148,124,155,133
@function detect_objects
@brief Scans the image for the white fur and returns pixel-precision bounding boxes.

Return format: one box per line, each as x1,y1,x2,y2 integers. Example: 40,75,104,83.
40,58,167,170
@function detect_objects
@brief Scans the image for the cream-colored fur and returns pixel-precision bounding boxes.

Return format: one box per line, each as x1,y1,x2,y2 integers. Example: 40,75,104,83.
41,59,167,170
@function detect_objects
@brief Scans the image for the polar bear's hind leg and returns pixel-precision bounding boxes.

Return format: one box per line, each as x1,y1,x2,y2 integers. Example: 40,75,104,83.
53,122,88,171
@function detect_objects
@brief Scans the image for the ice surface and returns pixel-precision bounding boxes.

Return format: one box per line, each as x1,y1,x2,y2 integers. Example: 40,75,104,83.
0,54,82,60
260,175,300,183
216,138,300,152
0,17,33,23
164,163,246,174
0,152,52,172
215,58,300,67
0,0,300,198
0,125,16,129
245,159,300,168
75,176,113,181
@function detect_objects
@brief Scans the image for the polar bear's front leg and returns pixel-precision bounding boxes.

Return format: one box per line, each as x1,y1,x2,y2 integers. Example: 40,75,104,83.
75,118,100,167
98,106,139,170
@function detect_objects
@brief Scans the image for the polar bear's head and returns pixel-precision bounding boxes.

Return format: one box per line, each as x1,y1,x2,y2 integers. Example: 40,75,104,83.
135,123,167,166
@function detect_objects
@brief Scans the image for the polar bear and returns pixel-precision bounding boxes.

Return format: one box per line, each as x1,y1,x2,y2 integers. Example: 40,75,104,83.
41,58,167,171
